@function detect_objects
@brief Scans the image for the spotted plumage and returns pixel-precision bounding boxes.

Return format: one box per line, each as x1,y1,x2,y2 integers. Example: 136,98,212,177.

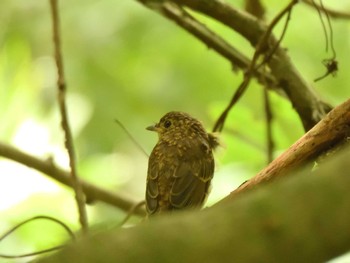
145,111,218,215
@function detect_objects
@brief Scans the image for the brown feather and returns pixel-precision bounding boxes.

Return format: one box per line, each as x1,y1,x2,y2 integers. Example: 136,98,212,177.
145,111,216,216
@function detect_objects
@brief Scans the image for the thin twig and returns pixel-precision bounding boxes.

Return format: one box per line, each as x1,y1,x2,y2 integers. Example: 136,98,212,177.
171,0,332,130
256,5,293,70
263,87,274,163
0,215,75,242
213,0,299,132
311,0,338,82
119,201,146,226
114,119,149,157
50,0,88,233
319,0,336,59
0,142,146,216
303,0,350,20
0,246,66,259
0,215,74,259
314,59,338,82
312,0,329,52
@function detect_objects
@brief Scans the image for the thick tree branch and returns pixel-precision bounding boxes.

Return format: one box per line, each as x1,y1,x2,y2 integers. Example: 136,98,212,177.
138,1,278,90
141,0,333,130
0,142,146,217
38,147,350,262
219,98,350,202
178,0,333,130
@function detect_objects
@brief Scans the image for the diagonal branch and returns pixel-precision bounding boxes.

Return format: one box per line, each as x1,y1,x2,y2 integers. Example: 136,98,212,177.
142,0,333,130
137,1,278,90
0,142,146,217
218,98,350,203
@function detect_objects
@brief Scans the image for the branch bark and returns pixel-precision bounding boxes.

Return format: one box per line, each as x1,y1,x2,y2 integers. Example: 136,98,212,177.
139,0,333,130
38,147,350,263
177,0,334,130
0,142,146,216
219,98,350,203
138,1,278,89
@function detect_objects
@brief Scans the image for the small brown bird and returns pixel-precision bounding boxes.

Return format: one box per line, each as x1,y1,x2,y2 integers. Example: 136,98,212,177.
145,111,219,215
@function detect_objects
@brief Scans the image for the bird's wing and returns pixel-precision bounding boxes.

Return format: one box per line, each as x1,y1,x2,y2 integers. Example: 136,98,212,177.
146,142,215,214
146,153,161,214
170,152,214,209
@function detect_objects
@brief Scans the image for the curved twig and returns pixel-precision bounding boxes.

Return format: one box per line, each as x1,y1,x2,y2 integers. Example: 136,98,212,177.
303,0,350,20
0,215,74,259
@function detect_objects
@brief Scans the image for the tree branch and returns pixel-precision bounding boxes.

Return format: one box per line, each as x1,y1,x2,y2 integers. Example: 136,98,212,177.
212,0,298,132
137,1,278,90
37,147,350,262
219,98,350,202
0,142,146,217
50,0,88,233
142,0,332,130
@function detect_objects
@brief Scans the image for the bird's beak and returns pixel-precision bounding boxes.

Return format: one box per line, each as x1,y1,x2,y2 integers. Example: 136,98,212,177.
146,124,159,132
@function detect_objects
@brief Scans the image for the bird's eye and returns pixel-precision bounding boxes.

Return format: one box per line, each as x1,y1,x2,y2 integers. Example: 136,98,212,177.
164,120,172,128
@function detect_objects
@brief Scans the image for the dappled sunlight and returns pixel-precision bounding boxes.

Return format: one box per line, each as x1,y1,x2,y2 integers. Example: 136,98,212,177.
0,160,60,211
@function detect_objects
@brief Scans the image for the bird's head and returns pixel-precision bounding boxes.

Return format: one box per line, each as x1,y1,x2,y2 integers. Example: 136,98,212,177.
146,111,207,142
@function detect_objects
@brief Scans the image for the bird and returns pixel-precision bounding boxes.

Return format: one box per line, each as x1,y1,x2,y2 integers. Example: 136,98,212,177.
145,111,219,216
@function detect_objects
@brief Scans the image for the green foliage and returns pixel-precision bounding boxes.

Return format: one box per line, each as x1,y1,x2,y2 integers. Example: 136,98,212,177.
1,0,350,261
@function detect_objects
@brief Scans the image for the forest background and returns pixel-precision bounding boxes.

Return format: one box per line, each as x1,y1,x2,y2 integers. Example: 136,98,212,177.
0,0,350,262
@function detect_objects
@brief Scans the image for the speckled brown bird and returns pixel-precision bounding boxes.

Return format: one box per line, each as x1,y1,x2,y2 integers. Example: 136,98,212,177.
145,111,219,215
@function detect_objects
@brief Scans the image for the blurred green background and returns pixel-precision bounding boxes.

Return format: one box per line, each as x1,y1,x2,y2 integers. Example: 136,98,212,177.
0,0,349,262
